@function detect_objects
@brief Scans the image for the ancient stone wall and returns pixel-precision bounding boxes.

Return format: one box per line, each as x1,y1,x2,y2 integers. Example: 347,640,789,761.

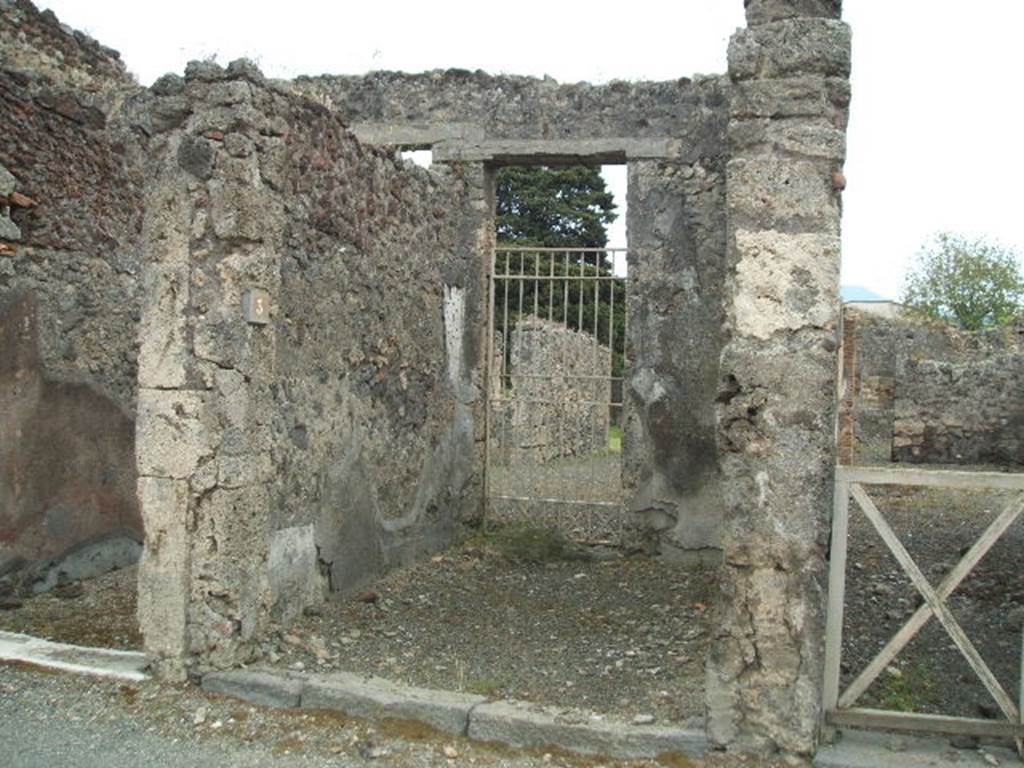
707,0,850,755
893,350,1024,465
838,308,961,460
840,308,1024,465
269,115,483,600
131,60,481,676
0,1,145,576
0,0,135,93
298,67,734,558
498,318,610,464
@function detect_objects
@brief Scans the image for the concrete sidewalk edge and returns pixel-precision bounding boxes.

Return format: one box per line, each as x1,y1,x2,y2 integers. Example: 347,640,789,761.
0,630,149,681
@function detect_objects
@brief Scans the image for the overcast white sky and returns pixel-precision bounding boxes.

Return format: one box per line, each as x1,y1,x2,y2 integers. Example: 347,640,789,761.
38,1,1024,300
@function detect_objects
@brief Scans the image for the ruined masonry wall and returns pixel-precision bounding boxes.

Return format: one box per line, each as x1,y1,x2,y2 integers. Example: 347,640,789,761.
707,0,849,755
2,0,861,757
840,309,1024,465
894,350,1024,465
270,107,482,598
133,60,478,676
502,319,611,464
0,0,145,573
0,0,135,93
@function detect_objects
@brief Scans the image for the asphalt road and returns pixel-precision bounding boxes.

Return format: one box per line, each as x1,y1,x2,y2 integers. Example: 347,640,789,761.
0,668,352,768
0,663,451,768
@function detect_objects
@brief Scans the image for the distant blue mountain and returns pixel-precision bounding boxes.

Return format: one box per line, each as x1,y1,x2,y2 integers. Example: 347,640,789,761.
841,285,889,302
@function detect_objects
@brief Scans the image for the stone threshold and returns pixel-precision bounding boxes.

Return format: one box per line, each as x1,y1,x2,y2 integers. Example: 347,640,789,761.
202,666,708,761
0,630,149,681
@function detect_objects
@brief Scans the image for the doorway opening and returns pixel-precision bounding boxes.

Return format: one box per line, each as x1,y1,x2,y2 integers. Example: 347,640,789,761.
483,164,629,545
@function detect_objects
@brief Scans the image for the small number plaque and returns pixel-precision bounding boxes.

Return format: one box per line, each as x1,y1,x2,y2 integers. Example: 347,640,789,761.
242,288,270,325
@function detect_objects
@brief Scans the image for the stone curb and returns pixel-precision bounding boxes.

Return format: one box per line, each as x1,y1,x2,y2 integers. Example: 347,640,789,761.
0,630,149,682
202,669,303,708
467,699,707,759
302,670,486,736
200,667,709,759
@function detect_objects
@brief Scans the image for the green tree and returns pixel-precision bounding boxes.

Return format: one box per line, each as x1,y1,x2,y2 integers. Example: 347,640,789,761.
493,166,626,379
496,165,616,249
901,232,1023,330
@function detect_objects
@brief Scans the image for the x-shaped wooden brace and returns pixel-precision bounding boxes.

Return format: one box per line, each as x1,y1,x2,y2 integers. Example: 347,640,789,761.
840,484,1024,751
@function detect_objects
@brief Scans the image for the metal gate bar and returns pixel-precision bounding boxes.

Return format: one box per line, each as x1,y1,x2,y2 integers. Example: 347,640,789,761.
483,246,628,543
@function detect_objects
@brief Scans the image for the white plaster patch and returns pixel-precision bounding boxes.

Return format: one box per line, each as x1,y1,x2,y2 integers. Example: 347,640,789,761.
733,230,840,340
630,367,667,406
443,284,465,387
268,524,324,622
755,470,770,509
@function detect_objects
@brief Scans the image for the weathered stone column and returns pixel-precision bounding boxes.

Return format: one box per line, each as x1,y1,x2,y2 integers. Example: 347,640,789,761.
706,0,850,755
136,63,283,678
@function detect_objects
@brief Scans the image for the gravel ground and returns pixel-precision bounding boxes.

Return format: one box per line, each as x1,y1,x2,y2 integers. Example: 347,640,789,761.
0,565,140,650
0,663,792,768
0,541,716,726
3,458,1019,739
271,545,715,726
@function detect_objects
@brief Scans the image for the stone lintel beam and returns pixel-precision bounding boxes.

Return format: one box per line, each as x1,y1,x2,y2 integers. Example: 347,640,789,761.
349,122,485,149
432,137,681,165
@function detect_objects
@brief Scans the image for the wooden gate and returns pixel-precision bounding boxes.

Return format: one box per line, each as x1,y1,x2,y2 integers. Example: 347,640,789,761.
823,466,1024,753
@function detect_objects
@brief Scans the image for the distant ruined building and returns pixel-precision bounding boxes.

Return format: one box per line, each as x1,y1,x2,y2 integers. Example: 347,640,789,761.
838,307,1024,467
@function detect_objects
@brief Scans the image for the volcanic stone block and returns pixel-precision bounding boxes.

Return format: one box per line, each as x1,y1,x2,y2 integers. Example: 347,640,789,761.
136,477,190,676
745,0,843,25
727,156,838,234
137,264,189,389
468,700,708,759
302,671,485,735
732,229,840,339
728,19,852,81
203,669,303,708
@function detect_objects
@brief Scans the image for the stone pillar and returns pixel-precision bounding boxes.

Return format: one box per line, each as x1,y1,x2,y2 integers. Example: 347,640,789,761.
136,64,283,678
624,158,727,560
438,160,493,527
706,0,850,755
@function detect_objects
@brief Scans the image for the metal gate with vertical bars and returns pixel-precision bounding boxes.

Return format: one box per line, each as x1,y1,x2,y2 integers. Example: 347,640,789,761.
483,246,629,543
